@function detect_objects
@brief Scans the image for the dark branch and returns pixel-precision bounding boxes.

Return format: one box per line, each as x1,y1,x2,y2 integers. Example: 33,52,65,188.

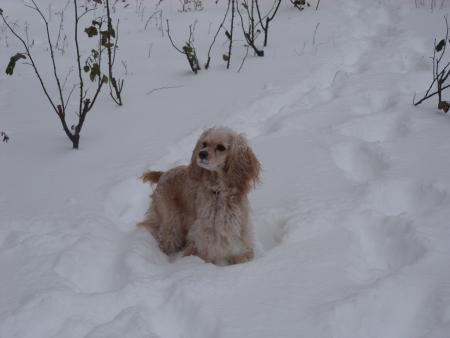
205,0,231,69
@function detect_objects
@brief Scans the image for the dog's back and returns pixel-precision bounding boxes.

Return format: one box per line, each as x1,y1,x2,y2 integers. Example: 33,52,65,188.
140,166,196,254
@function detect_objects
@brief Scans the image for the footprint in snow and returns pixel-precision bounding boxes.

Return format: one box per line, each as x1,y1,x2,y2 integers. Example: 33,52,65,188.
85,307,157,338
336,112,411,143
365,178,450,217
345,211,427,280
104,177,150,231
331,142,389,182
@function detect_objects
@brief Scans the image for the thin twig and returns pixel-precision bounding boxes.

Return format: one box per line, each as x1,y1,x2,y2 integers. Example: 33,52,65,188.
166,19,184,54
205,0,231,69
74,0,85,122
0,10,59,115
61,67,74,92
255,0,282,47
64,84,77,110
227,0,235,69
29,0,66,116
166,19,200,73
146,85,184,95
414,15,450,109
414,83,450,105
112,19,119,67
312,22,320,45
106,0,123,106
144,9,162,31
236,1,264,56
238,45,250,72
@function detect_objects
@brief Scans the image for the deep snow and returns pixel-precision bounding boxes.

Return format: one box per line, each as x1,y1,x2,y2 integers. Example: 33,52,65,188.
1,0,450,337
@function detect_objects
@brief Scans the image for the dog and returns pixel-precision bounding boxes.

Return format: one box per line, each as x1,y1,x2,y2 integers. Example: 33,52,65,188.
138,127,261,265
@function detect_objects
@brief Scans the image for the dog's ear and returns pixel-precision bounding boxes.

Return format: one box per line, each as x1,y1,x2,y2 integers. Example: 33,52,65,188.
189,145,202,180
225,133,261,194
189,129,212,180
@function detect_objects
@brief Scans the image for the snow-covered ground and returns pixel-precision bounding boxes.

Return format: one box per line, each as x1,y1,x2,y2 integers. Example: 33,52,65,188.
2,0,450,337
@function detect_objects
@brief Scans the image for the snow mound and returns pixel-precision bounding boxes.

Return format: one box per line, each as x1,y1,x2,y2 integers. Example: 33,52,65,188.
2,0,450,337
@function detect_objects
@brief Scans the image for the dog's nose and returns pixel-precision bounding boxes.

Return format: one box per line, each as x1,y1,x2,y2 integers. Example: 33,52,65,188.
199,150,208,160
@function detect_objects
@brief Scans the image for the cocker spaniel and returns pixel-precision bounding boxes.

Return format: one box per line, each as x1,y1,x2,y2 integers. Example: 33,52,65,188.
138,127,261,265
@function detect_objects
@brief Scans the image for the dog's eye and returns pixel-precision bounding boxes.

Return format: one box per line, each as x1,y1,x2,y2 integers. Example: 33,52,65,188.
202,142,208,148
216,144,226,152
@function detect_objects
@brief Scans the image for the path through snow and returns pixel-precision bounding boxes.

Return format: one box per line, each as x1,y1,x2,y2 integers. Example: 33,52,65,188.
1,0,450,337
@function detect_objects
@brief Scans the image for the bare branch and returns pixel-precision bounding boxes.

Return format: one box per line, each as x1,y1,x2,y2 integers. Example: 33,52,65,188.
29,0,66,117
255,0,282,47
227,0,235,69
144,9,162,31
413,16,450,112
64,83,77,110
0,10,59,116
236,1,264,57
414,83,450,105
106,0,124,106
238,45,250,73
205,0,231,69
166,19,201,74
74,0,85,121
166,19,184,54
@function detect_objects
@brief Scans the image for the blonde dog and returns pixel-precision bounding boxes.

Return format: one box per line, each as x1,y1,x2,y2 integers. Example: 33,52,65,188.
138,127,260,264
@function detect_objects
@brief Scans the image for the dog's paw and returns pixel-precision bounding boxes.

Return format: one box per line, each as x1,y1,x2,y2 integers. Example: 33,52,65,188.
182,244,198,257
228,250,254,265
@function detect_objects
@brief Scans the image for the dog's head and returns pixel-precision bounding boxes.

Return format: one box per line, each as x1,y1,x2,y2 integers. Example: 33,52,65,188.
190,127,260,194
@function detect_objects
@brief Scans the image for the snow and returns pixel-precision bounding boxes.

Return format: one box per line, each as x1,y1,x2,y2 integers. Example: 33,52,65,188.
1,0,450,337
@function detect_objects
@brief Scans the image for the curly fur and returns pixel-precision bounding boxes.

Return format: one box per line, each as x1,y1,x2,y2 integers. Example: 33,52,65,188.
138,127,260,265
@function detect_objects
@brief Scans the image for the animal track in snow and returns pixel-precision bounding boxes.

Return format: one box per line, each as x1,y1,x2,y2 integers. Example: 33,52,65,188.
85,307,156,338
104,177,150,231
253,208,290,252
346,211,427,279
365,179,450,216
336,113,411,143
331,142,388,182
224,85,301,139
52,219,129,293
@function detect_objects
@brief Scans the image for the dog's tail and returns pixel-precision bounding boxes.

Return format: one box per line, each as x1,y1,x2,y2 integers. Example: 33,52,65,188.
141,170,164,184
